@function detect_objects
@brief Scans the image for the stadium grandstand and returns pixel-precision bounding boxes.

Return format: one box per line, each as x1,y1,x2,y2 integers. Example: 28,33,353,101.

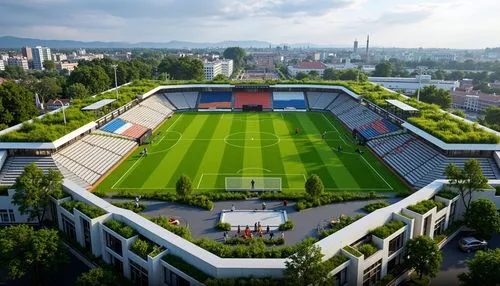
306,91,339,110
272,91,306,109
198,91,232,109
234,91,272,109
163,92,198,110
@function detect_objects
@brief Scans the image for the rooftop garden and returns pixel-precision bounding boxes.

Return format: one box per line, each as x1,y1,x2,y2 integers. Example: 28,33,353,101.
369,220,406,239
343,245,362,257
1,79,497,144
103,219,137,239
0,80,159,142
323,253,349,273
130,237,163,260
435,189,459,200
407,200,446,214
60,200,106,219
318,214,364,239
357,242,379,258
363,201,389,213
162,255,212,283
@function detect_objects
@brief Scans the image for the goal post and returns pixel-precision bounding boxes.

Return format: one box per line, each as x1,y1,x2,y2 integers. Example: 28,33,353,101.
225,177,282,192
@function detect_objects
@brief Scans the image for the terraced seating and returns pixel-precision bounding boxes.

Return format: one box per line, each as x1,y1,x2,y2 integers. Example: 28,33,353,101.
101,118,127,133
338,106,382,130
121,124,148,139
119,105,166,129
328,95,358,116
141,95,173,116
234,91,272,108
0,156,58,186
358,119,400,139
306,92,337,109
272,92,306,109
164,92,198,109
53,135,137,186
198,92,232,109
158,94,178,111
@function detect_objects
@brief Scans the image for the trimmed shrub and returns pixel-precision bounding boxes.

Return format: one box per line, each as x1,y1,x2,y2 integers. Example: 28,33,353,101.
130,238,153,260
318,215,364,239
162,255,212,282
216,222,231,231
61,200,106,218
343,245,362,257
323,254,349,272
278,220,294,231
112,201,146,213
369,220,406,239
363,201,389,213
436,189,458,200
407,200,445,214
149,216,192,240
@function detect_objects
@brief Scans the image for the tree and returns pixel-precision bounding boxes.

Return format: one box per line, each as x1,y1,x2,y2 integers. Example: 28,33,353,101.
69,65,111,94
405,236,442,280
445,159,488,220
13,163,63,224
452,109,466,118
308,70,320,79
305,174,324,198
157,56,204,81
43,60,56,71
67,83,90,99
223,47,246,70
213,74,228,81
415,85,452,109
284,244,329,286
459,249,500,286
176,174,193,197
0,225,67,281
446,70,465,81
338,69,367,81
76,267,120,286
295,71,309,80
34,77,63,103
0,81,38,126
373,62,393,77
482,106,500,127
323,68,338,80
467,198,500,240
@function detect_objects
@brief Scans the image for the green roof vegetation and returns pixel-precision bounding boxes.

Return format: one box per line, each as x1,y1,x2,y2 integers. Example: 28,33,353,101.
407,200,446,214
60,200,106,218
357,242,379,258
130,237,162,260
436,189,459,200
0,80,158,142
323,254,349,273
370,220,406,239
343,245,362,257
162,254,211,283
103,219,137,239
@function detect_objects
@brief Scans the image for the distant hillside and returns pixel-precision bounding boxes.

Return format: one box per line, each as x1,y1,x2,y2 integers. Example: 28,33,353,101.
0,36,275,49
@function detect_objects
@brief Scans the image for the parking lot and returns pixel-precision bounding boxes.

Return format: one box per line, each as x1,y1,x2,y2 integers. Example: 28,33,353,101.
430,232,500,286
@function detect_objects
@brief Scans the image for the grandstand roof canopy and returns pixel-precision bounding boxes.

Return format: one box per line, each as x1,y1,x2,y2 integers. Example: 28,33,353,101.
82,99,116,111
385,99,418,111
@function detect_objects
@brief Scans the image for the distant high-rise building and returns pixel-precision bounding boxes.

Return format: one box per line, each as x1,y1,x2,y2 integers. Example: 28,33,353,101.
32,46,52,70
203,59,233,80
353,39,359,54
365,35,370,62
0,60,4,71
21,46,32,62
7,57,29,70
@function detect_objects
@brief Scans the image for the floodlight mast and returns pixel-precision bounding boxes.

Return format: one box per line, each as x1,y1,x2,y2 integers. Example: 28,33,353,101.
112,64,118,100
416,66,426,101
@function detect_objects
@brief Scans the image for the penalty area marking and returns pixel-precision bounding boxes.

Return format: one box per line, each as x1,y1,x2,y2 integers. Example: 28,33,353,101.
196,173,307,190
321,113,347,145
359,155,394,190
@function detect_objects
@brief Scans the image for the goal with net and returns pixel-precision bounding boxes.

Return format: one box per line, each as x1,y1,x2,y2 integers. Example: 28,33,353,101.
225,177,282,192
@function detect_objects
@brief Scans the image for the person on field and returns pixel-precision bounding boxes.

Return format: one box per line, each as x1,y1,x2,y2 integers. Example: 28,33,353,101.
251,179,255,189
322,131,327,139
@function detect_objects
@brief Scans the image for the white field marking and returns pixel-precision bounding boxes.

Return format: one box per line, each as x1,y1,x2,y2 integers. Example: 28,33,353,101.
154,138,344,142
112,186,392,191
196,173,205,189
223,131,281,149
360,155,394,190
321,113,347,145
111,156,144,189
197,173,307,189
151,135,165,146
236,168,272,174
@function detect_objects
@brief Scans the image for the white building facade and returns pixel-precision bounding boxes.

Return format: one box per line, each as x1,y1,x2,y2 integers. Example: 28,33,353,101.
7,57,29,70
32,46,52,70
203,59,233,80
369,75,459,95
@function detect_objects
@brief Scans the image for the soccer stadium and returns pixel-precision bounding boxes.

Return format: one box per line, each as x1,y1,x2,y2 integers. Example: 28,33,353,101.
0,81,499,285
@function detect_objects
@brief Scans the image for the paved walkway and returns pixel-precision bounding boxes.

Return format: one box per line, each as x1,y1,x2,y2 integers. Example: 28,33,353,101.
108,197,400,245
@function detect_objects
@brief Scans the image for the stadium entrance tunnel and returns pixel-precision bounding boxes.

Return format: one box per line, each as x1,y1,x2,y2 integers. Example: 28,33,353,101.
224,132,280,148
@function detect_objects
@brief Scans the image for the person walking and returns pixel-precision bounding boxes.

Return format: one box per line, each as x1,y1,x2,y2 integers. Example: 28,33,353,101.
266,225,270,234
223,231,228,242
280,232,285,240
237,225,241,234
262,202,266,210
269,232,274,240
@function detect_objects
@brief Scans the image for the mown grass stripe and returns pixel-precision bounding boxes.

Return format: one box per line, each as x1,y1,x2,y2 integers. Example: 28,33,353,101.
242,113,265,180
259,113,289,188
165,114,222,188
119,113,197,188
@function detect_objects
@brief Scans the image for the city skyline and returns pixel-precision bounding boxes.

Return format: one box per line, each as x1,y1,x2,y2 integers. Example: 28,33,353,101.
0,0,499,49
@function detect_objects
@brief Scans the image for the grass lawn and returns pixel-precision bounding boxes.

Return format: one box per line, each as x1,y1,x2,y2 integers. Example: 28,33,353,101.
95,111,409,194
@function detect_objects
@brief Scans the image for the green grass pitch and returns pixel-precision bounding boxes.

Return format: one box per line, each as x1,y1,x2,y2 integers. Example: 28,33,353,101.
95,112,409,194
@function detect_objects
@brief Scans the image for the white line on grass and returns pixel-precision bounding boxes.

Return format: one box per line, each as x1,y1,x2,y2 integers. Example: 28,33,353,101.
236,168,272,174
360,155,394,190
111,186,392,191
111,156,144,189
321,113,347,145
196,174,204,189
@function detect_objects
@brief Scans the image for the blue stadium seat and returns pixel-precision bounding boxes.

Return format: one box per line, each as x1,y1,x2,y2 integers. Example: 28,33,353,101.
101,118,127,133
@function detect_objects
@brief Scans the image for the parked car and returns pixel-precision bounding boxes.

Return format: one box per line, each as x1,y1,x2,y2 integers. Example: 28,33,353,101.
458,237,487,252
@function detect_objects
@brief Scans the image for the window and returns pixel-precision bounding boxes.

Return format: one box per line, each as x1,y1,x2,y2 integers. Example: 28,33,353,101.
163,267,189,286
108,253,123,276
449,201,457,223
333,268,347,286
61,214,76,241
387,252,405,276
388,232,405,255
433,215,446,236
105,231,123,256
363,259,382,286
81,218,91,251
423,215,432,236
0,209,15,223
129,259,148,286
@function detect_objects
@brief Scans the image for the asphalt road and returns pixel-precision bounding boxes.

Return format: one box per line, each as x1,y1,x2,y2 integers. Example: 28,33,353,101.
430,232,500,286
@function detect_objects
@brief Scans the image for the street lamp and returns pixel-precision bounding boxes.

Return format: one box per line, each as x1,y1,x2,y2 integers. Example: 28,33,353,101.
111,64,118,100
54,99,67,125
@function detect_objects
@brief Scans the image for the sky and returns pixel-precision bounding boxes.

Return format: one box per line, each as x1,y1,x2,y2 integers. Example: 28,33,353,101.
0,0,499,49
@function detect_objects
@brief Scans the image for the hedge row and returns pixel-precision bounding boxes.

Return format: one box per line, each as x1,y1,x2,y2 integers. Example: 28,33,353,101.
225,237,285,246
296,192,382,211
363,201,389,213
407,200,445,214
318,215,364,239
369,220,406,239
103,219,137,238
111,201,146,213
60,200,106,218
